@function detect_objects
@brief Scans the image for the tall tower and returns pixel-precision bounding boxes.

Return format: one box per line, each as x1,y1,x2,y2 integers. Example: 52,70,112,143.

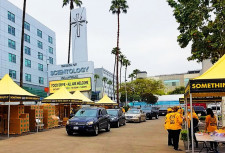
71,7,88,63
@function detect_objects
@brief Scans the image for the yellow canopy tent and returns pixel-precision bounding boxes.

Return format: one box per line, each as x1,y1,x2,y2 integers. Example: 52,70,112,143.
42,86,81,103
0,74,39,137
42,86,82,119
95,95,118,106
184,55,225,152
73,90,94,105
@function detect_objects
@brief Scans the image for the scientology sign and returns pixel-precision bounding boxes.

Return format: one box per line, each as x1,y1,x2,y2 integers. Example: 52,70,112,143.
48,61,94,81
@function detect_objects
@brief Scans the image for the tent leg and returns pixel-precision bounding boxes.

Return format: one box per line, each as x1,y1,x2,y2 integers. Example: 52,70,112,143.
186,97,189,152
8,98,10,138
190,93,194,153
70,103,72,117
37,101,39,133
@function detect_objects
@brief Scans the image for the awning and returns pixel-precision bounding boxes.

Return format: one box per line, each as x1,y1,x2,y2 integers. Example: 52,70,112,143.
42,86,81,103
185,55,225,98
95,95,118,106
0,74,39,101
73,90,94,105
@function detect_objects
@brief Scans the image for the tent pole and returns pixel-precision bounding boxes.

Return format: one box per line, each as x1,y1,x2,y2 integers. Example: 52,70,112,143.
216,102,218,127
8,97,10,138
37,101,39,133
70,103,72,118
186,97,189,152
190,93,194,153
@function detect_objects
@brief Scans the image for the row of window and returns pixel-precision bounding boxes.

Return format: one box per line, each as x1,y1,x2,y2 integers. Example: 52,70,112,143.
9,70,44,84
8,49,53,63
8,36,53,54
8,53,53,67
8,11,53,44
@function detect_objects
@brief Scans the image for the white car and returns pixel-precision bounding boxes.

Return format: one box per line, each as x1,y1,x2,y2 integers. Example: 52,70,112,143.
125,109,146,123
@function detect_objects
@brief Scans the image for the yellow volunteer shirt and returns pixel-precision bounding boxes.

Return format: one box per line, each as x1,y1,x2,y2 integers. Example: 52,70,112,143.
164,113,171,130
205,115,217,132
169,112,183,130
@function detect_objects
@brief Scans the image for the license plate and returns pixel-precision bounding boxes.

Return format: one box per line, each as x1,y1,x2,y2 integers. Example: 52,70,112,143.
73,126,79,130
162,113,165,114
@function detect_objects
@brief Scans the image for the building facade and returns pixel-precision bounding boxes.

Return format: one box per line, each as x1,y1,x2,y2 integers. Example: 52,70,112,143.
0,0,56,96
151,70,201,93
94,68,116,100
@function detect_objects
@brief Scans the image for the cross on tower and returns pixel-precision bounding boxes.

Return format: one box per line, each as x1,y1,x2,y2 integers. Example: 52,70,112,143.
71,13,87,37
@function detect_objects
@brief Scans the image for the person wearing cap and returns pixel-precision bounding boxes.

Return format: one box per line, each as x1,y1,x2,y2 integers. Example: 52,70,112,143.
165,108,173,146
170,106,183,151
186,106,199,148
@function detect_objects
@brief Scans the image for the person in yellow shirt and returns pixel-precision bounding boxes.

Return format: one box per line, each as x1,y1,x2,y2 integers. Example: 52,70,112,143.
164,108,173,146
170,106,183,151
186,107,199,148
205,108,218,152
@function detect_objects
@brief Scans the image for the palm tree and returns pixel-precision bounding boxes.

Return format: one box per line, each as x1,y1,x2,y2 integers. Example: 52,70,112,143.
123,59,131,83
63,0,82,64
20,0,27,88
94,74,99,93
102,77,108,96
123,59,131,106
133,69,140,79
107,80,112,97
128,73,135,82
119,54,126,87
111,47,121,100
110,0,129,104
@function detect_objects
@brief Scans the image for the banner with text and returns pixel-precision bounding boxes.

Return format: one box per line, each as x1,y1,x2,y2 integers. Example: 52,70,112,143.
49,78,91,93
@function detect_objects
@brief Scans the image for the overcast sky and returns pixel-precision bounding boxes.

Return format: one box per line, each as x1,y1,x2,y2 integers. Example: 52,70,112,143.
9,0,201,78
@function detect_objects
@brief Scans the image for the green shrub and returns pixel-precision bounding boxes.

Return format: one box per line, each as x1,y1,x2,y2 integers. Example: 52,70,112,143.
180,129,188,141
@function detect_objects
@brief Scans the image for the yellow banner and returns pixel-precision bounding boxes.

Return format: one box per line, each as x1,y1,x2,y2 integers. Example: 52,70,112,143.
49,78,91,93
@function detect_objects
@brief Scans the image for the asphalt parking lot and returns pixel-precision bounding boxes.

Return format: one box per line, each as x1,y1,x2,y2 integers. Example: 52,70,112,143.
0,117,184,153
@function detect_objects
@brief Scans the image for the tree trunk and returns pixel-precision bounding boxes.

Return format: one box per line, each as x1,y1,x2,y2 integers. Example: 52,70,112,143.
113,55,116,100
102,82,105,97
125,66,128,106
20,0,27,88
95,80,97,92
68,11,72,64
120,62,122,88
116,13,120,104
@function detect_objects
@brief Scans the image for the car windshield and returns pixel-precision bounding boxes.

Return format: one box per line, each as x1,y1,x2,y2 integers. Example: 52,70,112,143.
107,110,118,116
75,109,97,117
127,110,140,114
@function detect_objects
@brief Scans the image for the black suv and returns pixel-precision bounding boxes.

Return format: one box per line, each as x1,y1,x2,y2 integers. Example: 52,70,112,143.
66,107,110,136
107,109,126,128
141,107,159,120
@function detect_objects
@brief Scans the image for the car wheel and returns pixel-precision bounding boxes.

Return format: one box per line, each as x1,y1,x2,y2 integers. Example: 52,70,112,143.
93,125,99,136
105,122,110,132
116,121,120,128
149,116,152,120
155,114,159,119
67,130,73,136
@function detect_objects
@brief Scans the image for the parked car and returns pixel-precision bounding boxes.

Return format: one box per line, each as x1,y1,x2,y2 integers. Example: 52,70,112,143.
193,106,206,116
106,109,126,128
66,107,110,136
159,107,167,116
141,107,159,120
125,109,146,123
